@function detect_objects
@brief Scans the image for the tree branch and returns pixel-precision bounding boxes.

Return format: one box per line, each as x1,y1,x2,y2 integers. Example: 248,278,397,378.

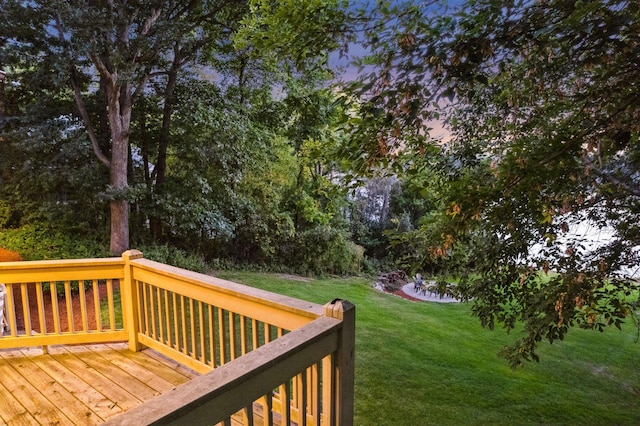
53,13,110,168
69,66,111,168
585,156,640,198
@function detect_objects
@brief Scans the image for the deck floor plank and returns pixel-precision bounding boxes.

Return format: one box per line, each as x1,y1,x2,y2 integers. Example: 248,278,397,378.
0,350,78,425
104,342,199,383
0,344,199,425
83,344,179,394
0,348,101,425
25,347,124,421
47,345,143,413
62,345,163,402
0,380,38,426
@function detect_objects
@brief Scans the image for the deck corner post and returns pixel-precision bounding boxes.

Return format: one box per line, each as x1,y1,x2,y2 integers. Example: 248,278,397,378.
323,299,356,425
122,250,143,352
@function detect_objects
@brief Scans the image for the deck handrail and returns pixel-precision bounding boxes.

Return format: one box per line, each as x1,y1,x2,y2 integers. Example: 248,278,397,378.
0,256,127,348
0,250,356,424
105,300,355,425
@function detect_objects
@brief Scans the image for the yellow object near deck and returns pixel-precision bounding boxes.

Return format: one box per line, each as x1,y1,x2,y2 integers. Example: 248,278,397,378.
0,250,355,425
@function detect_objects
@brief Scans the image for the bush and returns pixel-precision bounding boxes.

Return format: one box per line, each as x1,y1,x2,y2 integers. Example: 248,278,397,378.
0,223,108,260
283,226,364,276
137,244,209,273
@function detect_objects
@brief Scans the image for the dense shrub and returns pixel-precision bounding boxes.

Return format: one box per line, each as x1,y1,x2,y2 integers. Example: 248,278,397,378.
137,244,209,273
0,223,108,260
283,226,364,276
0,223,364,277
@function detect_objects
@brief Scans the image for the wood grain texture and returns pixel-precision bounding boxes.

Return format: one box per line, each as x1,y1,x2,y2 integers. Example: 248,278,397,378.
0,343,198,425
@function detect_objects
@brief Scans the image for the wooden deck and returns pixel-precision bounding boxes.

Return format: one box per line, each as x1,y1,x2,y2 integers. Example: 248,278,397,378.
0,343,199,425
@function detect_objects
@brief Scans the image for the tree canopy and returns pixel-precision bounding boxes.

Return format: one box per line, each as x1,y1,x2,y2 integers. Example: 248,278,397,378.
344,0,640,365
0,0,251,254
0,0,367,275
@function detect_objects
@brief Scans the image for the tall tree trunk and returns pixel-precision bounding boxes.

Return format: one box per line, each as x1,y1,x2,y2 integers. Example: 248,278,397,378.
155,68,178,188
0,71,5,118
379,178,392,225
107,83,132,255
149,67,178,241
69,64,129,255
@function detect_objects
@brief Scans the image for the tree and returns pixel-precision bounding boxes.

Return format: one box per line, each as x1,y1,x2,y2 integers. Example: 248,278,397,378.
0,70,5,118
345,0,640,365
0,1,248,254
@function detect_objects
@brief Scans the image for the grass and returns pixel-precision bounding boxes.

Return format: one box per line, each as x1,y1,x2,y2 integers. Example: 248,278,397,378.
100,287,123,329
213,271,640,426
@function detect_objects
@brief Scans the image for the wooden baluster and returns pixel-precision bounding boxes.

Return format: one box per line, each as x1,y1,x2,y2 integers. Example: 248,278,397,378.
172,292,180,351
198,301,205,363
78,281,89,332
50,282,61,334
208,304,215,367
20,283,31,336
64,281,73,332
189,298,197,359
155,286,163,343
180,295,188,355
228,311,236,361
240,315,248,356
164,289,171,347
35,282,46,334
106,279,115,331
4,284,16,337
92,280,101,331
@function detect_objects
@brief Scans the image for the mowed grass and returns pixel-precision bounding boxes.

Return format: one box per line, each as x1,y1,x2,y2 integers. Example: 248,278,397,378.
214,271,640,426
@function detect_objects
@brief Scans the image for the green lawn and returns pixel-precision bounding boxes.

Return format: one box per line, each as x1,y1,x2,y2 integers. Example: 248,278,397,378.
214,271,640,426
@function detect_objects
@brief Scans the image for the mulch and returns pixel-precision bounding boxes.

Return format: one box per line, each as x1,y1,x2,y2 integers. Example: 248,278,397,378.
389,288,423,302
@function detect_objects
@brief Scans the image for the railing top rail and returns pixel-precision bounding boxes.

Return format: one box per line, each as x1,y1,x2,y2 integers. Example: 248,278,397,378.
131,257,324,320
0,257,125,283
0,257,123,269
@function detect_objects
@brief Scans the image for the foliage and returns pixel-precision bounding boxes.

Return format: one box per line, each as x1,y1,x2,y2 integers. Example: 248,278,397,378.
0,0,253,254
0,200,11,229
0,114,109,231
344,0,640,365
137,244,209,273
0,0,361,274
284,226,364,276
236,0,349,71
0,224,108,260
349,175,438,272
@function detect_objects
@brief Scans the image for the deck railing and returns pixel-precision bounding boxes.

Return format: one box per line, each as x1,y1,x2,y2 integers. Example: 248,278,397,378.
0,250,355,425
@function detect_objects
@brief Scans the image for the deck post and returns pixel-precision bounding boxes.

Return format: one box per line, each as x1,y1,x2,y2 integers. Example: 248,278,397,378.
122,250,143,351
322,299,356,425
